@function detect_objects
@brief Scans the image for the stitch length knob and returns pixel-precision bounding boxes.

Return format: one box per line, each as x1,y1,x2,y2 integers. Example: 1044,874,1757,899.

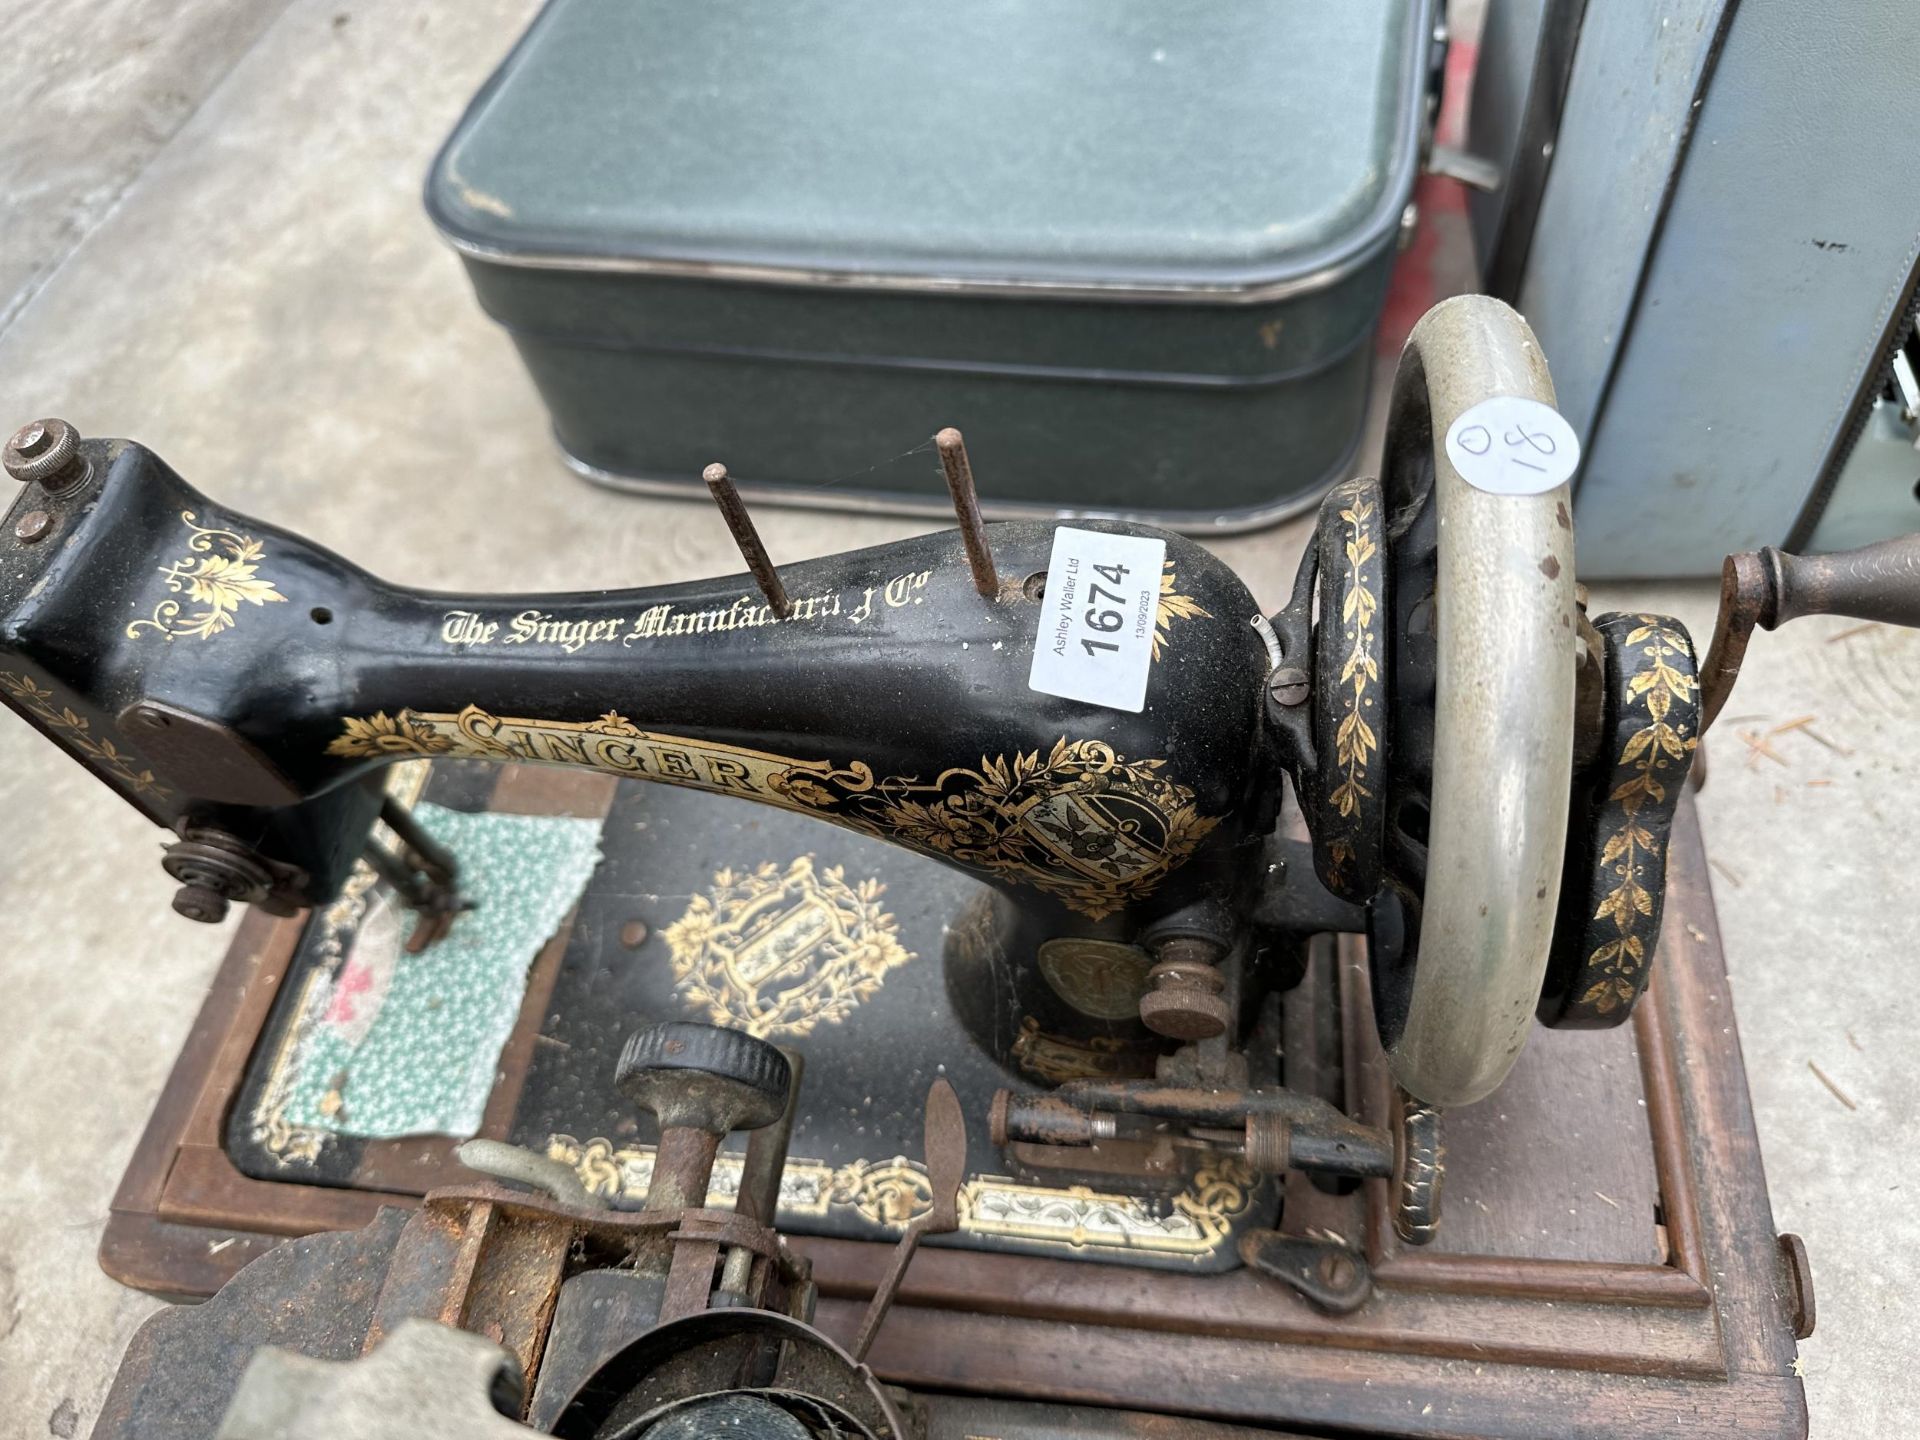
616,1021,791,1134
616,1022,792,1214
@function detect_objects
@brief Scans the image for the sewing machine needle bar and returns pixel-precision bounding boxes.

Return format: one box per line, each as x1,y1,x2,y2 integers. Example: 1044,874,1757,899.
935,427,998,598
703,462,793,619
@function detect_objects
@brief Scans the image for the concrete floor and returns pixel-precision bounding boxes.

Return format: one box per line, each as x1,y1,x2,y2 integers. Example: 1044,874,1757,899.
0,2,1912,1435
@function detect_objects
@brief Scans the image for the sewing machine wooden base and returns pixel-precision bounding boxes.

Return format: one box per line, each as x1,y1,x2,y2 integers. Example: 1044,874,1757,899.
98,766,1812,1439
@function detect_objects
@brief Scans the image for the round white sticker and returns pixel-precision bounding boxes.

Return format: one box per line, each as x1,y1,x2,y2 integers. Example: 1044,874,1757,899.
1443,396,1581,496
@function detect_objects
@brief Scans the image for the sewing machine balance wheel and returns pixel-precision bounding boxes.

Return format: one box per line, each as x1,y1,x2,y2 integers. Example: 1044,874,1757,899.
1285,297,1578,1108
1285,296,1709,1107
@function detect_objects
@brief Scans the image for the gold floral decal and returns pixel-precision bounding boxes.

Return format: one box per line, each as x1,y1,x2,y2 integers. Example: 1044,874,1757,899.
664,855,915,1038
0,671,171,800
328,711,456,759
1583,617,1698,1014
1324,482,1380,885
126,511,286,641
324,706,1221,921
1153,562,1212,661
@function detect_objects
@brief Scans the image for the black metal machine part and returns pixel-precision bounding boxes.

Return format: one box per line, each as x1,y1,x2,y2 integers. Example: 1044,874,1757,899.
0,418,1782,1063
0,432,1274,944
0,426,1420,1285
0,422,1697,1218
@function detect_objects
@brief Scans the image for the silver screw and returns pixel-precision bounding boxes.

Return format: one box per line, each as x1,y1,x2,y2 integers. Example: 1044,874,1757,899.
1267,666,1311,708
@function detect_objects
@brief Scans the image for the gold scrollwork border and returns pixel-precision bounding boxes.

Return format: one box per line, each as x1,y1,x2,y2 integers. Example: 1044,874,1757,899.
545,1134,1255,1258
325,707,1220,920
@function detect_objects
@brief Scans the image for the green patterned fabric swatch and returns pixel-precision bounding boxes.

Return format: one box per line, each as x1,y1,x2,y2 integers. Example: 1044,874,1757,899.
282,802,604,1138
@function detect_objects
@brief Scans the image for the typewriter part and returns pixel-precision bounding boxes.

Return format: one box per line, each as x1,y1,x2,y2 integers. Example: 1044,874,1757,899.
6,296,1912,1438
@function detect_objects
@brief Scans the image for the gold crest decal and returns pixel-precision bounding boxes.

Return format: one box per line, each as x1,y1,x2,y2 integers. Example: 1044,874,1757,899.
849,738,1220,921
127,511,287,641
325,706,1221,919
664,855,914,1038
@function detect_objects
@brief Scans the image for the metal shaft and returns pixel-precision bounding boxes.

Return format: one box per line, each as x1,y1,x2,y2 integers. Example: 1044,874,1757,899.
645,1126,723,1213
934,428,997,598
851,1225,925,1362
718,1049,803,1299
703,463,792,619
379,797,458,885
849,1078,966,1360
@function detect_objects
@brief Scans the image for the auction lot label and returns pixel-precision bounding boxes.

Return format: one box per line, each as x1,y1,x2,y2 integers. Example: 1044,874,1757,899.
1027,527,1166,713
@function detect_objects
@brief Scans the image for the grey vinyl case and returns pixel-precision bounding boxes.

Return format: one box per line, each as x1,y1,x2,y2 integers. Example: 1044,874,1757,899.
428,0,1433,528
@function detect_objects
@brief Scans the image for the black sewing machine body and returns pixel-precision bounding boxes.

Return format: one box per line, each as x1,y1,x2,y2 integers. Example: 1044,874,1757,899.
18,295,1910,1438
0,436,1274,942
4,299,1731,1135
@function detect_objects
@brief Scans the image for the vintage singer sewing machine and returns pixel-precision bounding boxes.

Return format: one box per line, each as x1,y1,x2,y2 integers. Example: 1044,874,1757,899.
6,297,1915,1438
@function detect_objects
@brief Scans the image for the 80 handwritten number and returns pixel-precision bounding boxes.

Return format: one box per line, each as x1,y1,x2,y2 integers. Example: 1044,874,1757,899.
1454,422,1559,474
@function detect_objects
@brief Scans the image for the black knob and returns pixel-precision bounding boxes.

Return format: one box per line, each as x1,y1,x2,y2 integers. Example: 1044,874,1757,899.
172,883,231,925
616,1022,791,1136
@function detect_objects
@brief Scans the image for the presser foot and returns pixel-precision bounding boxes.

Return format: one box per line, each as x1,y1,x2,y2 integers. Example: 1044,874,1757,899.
363,796,474,952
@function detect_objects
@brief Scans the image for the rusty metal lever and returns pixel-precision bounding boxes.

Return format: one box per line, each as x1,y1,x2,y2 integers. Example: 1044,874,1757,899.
850,1077,967,1363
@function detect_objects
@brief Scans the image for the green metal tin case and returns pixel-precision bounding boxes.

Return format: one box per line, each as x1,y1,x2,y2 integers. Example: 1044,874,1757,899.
428,0,1434,529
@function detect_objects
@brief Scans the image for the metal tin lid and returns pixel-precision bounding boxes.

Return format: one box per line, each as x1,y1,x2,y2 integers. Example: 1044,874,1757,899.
428,0,1427,301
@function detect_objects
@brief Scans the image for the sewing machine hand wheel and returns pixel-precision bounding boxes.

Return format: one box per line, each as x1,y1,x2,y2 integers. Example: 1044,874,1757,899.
1280,297,1579,1106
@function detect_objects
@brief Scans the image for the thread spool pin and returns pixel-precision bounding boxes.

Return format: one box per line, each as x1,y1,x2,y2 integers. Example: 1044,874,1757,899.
703,463,792,619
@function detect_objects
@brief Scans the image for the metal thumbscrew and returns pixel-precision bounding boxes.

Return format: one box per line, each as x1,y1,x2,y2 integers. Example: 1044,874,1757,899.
4,418,87,491
1139,936,1231,1040
171,884,231,924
